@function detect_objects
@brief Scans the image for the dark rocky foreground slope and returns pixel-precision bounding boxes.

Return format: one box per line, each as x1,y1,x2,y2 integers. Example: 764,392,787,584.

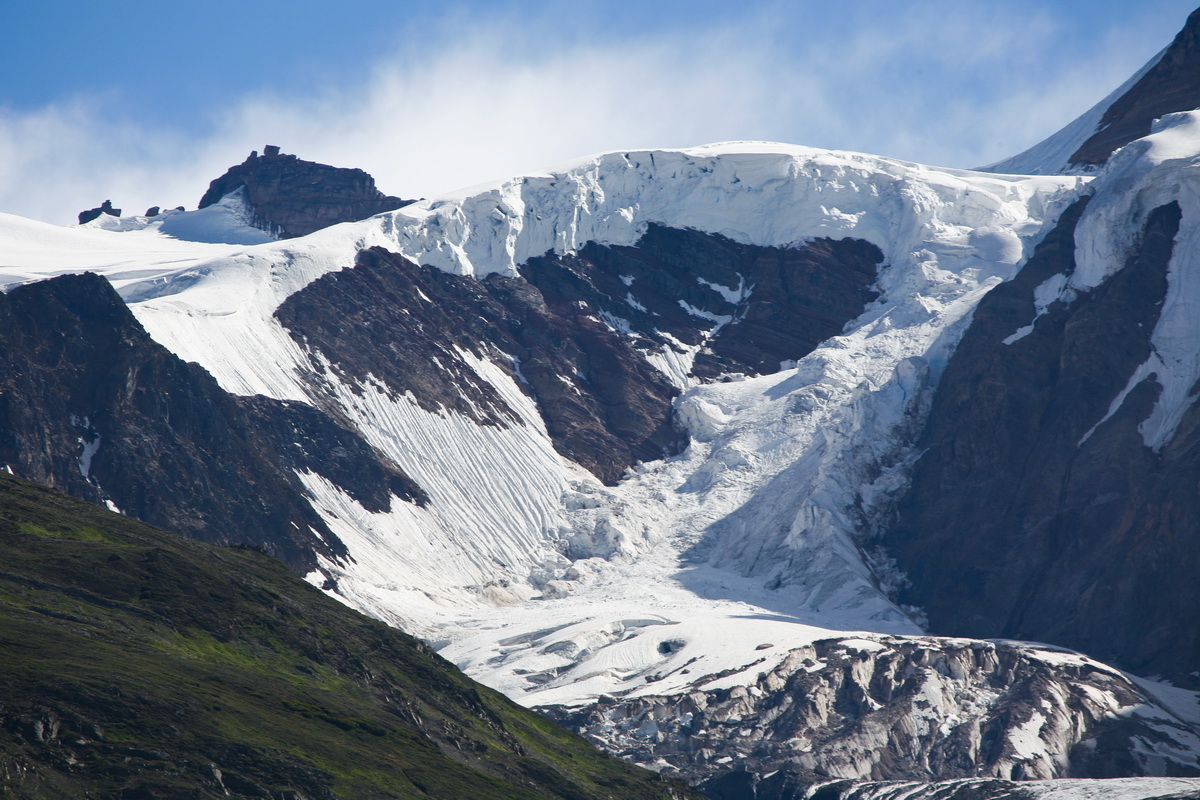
886,194,1200,686
198,146,414,238
0,470,701,800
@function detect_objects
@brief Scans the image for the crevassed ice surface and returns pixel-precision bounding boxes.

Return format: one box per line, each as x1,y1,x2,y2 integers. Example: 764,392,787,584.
2,143,1094,707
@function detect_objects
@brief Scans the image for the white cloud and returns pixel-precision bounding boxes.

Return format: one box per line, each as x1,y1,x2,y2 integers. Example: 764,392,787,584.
0,4,1182,224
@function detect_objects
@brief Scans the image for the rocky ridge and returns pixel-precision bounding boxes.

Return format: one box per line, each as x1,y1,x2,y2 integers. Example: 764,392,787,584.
541,637,1200,795
275,226,881,484
0,271,425,574
198,145,414,238
986,8,1200,175
1069,8,1200,168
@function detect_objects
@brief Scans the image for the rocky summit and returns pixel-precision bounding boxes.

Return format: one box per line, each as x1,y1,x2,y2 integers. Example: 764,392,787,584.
198,145,414,238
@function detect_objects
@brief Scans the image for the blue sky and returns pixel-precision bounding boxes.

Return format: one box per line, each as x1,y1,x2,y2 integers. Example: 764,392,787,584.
1,1,1195,223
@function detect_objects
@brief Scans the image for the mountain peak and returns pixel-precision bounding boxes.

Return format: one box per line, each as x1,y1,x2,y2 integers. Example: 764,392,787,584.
1067,6,1200,167
985,7,1200,175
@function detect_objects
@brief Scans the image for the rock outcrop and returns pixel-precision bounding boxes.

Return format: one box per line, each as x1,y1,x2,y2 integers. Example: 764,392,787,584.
276,245,682,485
76,200,120,225
0,272,425,574
197,146,414,238
520,224,882,382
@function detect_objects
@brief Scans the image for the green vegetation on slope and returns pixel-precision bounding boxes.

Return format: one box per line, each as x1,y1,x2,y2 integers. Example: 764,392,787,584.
0,472,699,800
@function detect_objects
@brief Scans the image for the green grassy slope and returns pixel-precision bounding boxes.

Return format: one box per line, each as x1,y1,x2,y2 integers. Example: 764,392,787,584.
0,472,699,800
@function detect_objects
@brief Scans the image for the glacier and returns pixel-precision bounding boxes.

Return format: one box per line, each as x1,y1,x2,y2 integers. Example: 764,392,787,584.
3,134,1199,788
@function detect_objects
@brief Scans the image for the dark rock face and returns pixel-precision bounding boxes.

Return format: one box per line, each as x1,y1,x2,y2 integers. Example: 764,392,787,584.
1070,9,1200,167
275,228,881,484
542,637,1200,791
521,225,882,381
76,200,120,225
0,272,425,574
886,198,1200,685
276,246,683,485
198,147,413,238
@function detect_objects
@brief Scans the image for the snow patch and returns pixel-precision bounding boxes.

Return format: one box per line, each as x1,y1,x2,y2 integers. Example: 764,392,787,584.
697,275,749,304
1002,272,1073,345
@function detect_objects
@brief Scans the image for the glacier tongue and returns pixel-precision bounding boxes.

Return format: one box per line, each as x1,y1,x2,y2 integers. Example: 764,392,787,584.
401,147,1087,711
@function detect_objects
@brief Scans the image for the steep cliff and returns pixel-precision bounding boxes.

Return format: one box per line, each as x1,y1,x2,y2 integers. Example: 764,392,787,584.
888,167,1200,684
0,272,425,574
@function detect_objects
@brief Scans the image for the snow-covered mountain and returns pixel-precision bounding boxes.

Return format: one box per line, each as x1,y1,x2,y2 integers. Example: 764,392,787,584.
4,11,1200,799
984,7,1200,175
0,144,1086,633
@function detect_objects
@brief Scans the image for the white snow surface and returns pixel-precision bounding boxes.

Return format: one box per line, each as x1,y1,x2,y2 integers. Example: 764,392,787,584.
81,189,276,246
1,142,1100,712
0,211,248,292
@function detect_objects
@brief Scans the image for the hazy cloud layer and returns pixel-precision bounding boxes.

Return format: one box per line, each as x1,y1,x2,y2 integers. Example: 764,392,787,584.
0,3,1182,224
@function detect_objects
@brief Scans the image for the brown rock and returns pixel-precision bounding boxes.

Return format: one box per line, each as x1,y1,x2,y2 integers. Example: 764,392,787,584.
197,147,413,238
886,199,1200,686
